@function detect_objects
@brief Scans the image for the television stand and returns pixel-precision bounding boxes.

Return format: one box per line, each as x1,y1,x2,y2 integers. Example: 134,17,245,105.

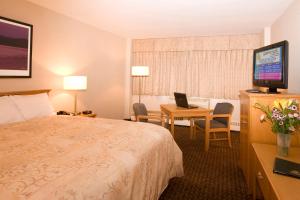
239,91,300,194
246,89,262,93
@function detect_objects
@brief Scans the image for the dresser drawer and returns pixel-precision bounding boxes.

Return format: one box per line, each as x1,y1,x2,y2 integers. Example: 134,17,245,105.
269,187,278,200
254,153,277,200
256,162,270,199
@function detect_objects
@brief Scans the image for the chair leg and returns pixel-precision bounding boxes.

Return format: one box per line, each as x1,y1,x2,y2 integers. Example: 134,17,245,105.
227,130,232,148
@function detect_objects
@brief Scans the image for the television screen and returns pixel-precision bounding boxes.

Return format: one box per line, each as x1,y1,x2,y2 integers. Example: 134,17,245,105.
252,40,288,93
254,46,283,81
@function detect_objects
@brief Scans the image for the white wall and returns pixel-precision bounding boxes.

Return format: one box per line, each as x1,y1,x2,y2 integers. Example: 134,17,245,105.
271,0,300,93
264,26,271,46
0,0,127,119
124,39,132,119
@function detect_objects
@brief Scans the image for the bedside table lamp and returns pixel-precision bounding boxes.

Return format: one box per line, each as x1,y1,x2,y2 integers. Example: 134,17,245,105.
63,76,87,114
131,66,149,103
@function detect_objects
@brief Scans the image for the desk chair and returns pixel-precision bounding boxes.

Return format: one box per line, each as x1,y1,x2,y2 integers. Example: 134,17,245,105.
193,102,234,148
133,103,165,126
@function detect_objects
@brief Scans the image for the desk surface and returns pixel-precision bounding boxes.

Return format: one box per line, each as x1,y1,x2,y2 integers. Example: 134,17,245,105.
160,104,209,117
252,143,300,200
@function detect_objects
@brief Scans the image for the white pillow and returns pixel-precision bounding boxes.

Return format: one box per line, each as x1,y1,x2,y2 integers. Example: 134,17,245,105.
10,93,55,120
0,96,25,124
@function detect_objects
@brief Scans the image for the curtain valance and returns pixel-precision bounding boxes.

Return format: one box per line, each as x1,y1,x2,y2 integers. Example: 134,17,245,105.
132,34,262,52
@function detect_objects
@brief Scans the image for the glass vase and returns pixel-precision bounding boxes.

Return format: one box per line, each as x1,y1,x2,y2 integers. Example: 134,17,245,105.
276,133,291,157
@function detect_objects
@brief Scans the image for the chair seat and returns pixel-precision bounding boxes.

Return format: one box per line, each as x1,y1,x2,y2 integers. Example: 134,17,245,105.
194,119,227,129
193,102,233,149
133,103,165,127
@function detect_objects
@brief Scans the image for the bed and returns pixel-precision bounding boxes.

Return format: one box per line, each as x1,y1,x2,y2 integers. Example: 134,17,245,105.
0,90,183,200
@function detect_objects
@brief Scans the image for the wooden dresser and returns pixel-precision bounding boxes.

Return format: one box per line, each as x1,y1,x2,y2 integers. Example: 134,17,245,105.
239,91,300,193
252,143,300,200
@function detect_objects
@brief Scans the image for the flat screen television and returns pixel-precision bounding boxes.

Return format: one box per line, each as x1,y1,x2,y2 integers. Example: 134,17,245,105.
252,40,289,93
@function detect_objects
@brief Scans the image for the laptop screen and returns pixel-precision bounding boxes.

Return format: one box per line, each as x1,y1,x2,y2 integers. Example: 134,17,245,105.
174,92,189,108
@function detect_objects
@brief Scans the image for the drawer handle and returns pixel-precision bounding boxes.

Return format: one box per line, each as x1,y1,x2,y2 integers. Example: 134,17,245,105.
257,172,264,180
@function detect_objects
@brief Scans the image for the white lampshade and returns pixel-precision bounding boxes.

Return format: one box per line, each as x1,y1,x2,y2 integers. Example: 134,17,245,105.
131,66,149,76
63,76,87,90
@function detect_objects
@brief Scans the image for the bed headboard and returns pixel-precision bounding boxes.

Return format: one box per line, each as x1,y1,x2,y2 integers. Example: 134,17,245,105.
0,89,51,97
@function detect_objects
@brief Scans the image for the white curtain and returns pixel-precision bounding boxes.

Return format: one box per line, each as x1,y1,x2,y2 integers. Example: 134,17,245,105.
132,34,262,99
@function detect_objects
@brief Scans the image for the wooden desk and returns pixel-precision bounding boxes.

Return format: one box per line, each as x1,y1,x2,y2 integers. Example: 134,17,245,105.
160,104,210,151
252,143,300,200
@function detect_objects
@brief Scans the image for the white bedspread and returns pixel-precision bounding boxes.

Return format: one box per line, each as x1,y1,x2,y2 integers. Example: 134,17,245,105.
0,116,183,200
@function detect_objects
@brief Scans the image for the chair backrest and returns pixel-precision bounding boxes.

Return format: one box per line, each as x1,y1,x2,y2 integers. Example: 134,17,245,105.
133,103,148,122
213,102,234,125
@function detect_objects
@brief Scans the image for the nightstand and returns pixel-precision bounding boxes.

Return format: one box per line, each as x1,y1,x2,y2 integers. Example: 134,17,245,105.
77,113,97,118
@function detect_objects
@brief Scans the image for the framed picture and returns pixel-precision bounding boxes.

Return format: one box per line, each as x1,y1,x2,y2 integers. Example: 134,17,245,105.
0,16,33,78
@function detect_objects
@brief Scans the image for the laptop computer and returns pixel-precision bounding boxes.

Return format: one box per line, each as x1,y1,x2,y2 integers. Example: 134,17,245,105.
174,92,198,109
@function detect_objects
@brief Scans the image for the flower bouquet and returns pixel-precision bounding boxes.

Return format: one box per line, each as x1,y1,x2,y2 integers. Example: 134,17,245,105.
254,99,300,156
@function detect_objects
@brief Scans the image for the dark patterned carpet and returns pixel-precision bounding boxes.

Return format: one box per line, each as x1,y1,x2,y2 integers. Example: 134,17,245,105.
159,125,250,200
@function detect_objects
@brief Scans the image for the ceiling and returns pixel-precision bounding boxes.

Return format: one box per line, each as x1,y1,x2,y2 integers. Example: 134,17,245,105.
27,0,294,38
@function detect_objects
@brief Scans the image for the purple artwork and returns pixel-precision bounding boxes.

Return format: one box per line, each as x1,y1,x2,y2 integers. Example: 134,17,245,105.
0,17,32,77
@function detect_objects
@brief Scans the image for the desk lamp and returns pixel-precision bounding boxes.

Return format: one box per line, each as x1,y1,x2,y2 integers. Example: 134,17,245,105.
131,66,149,103
63,75,87,114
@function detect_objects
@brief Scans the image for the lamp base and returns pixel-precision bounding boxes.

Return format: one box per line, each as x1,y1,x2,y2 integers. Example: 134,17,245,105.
74,93,78,114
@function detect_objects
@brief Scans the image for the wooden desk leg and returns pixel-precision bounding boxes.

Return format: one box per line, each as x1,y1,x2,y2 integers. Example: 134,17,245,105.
190,118,194,139
205,114,210,151
170,114,175,137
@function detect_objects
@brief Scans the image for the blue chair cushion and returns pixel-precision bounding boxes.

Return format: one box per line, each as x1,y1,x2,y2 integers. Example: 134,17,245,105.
194,119,227,129
213,103,234,125
133,103,148,122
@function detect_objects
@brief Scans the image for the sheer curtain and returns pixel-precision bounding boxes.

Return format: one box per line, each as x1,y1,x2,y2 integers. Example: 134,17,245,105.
132,34,262,99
